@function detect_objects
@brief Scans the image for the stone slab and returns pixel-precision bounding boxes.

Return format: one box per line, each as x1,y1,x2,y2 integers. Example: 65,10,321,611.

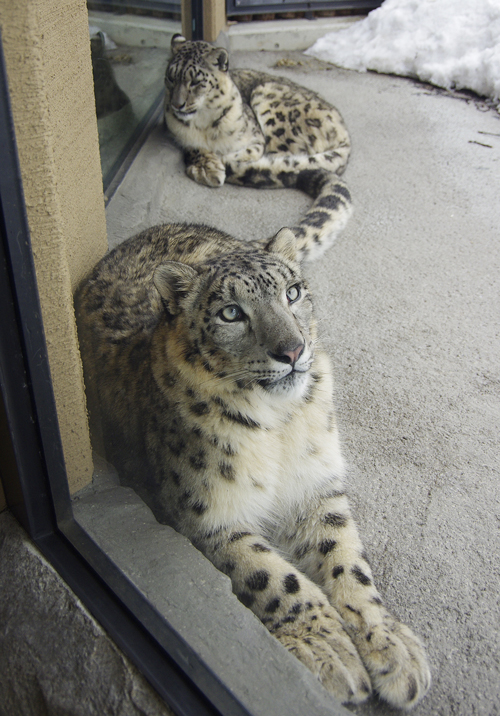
0,511,174,716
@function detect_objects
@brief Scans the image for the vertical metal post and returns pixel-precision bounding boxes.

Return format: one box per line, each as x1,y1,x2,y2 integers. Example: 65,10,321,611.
191,0,204,39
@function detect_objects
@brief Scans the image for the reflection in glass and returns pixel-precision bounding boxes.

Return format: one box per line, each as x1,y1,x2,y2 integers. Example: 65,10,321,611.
88,19,173,193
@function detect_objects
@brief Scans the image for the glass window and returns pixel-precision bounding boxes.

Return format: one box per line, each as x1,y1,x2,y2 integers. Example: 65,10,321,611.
0,9,348,716
88,2,181,196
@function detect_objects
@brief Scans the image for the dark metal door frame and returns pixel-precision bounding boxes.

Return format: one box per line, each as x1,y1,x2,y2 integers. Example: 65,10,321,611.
227,0,380,17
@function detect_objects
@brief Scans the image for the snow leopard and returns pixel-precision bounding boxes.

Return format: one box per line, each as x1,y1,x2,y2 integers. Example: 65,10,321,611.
75,222,431,709
164,35,352,261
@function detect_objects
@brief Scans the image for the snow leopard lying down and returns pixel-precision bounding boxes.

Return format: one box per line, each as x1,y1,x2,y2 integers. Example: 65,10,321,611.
164,35,353,262
75,222,431,709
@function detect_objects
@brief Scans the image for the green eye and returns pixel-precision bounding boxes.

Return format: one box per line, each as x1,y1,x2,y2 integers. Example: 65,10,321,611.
219,305,244,322
286,285,301,303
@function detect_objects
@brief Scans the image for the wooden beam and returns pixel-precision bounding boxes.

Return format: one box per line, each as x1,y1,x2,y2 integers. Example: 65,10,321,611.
203,0,227,42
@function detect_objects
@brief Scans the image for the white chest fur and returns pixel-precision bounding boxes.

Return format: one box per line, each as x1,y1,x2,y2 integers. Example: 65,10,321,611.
165,91,257,157
201,355,345,531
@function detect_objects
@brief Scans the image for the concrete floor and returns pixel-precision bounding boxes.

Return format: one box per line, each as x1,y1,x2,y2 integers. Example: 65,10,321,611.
105,50,500,716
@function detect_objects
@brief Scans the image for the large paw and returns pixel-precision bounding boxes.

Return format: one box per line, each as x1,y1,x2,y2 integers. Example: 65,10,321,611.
273,605,372,705
349,614,431,709
186,156,225,187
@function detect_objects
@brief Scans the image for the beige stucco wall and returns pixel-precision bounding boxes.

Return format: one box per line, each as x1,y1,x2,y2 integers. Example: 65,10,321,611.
0,0,108,493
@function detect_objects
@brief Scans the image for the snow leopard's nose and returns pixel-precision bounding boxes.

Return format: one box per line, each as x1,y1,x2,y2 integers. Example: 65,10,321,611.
269,343,304,367
171,85,188,111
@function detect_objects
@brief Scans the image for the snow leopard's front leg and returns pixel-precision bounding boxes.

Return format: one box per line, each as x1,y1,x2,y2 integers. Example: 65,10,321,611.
184,148,226,187
276,491,431,710
183,139,265,187
224,138,265,165
223,139,267,183
198,527,372,705
224,105,266,167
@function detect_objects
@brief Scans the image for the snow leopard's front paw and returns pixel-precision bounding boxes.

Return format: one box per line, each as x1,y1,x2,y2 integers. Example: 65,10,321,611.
186,154,226,187
272,604,372,705
348,613,431,710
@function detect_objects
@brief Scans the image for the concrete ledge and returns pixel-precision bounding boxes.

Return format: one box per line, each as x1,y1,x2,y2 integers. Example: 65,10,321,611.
72,480,347,716
88,11,358,52
219,17,360,52
89,11,181,48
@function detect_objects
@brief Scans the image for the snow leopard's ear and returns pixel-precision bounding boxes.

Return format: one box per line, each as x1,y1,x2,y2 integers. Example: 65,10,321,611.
154,261,198,315
171,34,187,54
209,47,229,72
264,228,298,263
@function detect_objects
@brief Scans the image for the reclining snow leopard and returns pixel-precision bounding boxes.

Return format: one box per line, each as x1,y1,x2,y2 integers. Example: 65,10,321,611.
75,222,431,709
164,35,353,261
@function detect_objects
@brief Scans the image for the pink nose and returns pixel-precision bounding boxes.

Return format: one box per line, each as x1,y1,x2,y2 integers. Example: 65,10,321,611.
284,344,304,366
270,344,304,366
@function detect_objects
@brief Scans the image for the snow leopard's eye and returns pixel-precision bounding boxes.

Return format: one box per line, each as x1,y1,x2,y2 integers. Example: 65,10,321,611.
219,305,244,322
286,285,301,303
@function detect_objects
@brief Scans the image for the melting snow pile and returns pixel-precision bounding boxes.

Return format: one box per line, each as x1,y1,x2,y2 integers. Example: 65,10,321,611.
306,0,500,108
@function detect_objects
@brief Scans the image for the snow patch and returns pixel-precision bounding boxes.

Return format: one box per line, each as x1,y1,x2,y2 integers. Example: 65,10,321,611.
306,0,500,108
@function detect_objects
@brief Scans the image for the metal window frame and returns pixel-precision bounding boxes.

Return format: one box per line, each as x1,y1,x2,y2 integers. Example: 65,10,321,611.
88,0,182,16
226,0,380,17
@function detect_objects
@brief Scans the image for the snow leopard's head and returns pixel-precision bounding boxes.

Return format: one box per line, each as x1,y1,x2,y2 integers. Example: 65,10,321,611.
164,35,230,123
153,228,317,401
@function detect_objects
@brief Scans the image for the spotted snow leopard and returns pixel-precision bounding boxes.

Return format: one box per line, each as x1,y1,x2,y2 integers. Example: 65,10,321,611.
75,222,431,709
163,35,352,261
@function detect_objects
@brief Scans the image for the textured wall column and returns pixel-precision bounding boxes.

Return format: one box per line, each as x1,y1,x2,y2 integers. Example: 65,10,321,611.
0,0,108,492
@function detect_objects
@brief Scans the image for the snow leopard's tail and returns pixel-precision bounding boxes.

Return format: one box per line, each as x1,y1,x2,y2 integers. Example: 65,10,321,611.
290,168,352,262
225,156,352,262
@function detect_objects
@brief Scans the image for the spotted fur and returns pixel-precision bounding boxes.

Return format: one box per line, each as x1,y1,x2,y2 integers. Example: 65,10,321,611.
164,35,352,261
76,223,430,709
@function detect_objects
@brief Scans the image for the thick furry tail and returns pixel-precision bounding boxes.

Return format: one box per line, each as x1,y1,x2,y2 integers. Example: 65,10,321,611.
225,156,352,262
289,169,352,262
